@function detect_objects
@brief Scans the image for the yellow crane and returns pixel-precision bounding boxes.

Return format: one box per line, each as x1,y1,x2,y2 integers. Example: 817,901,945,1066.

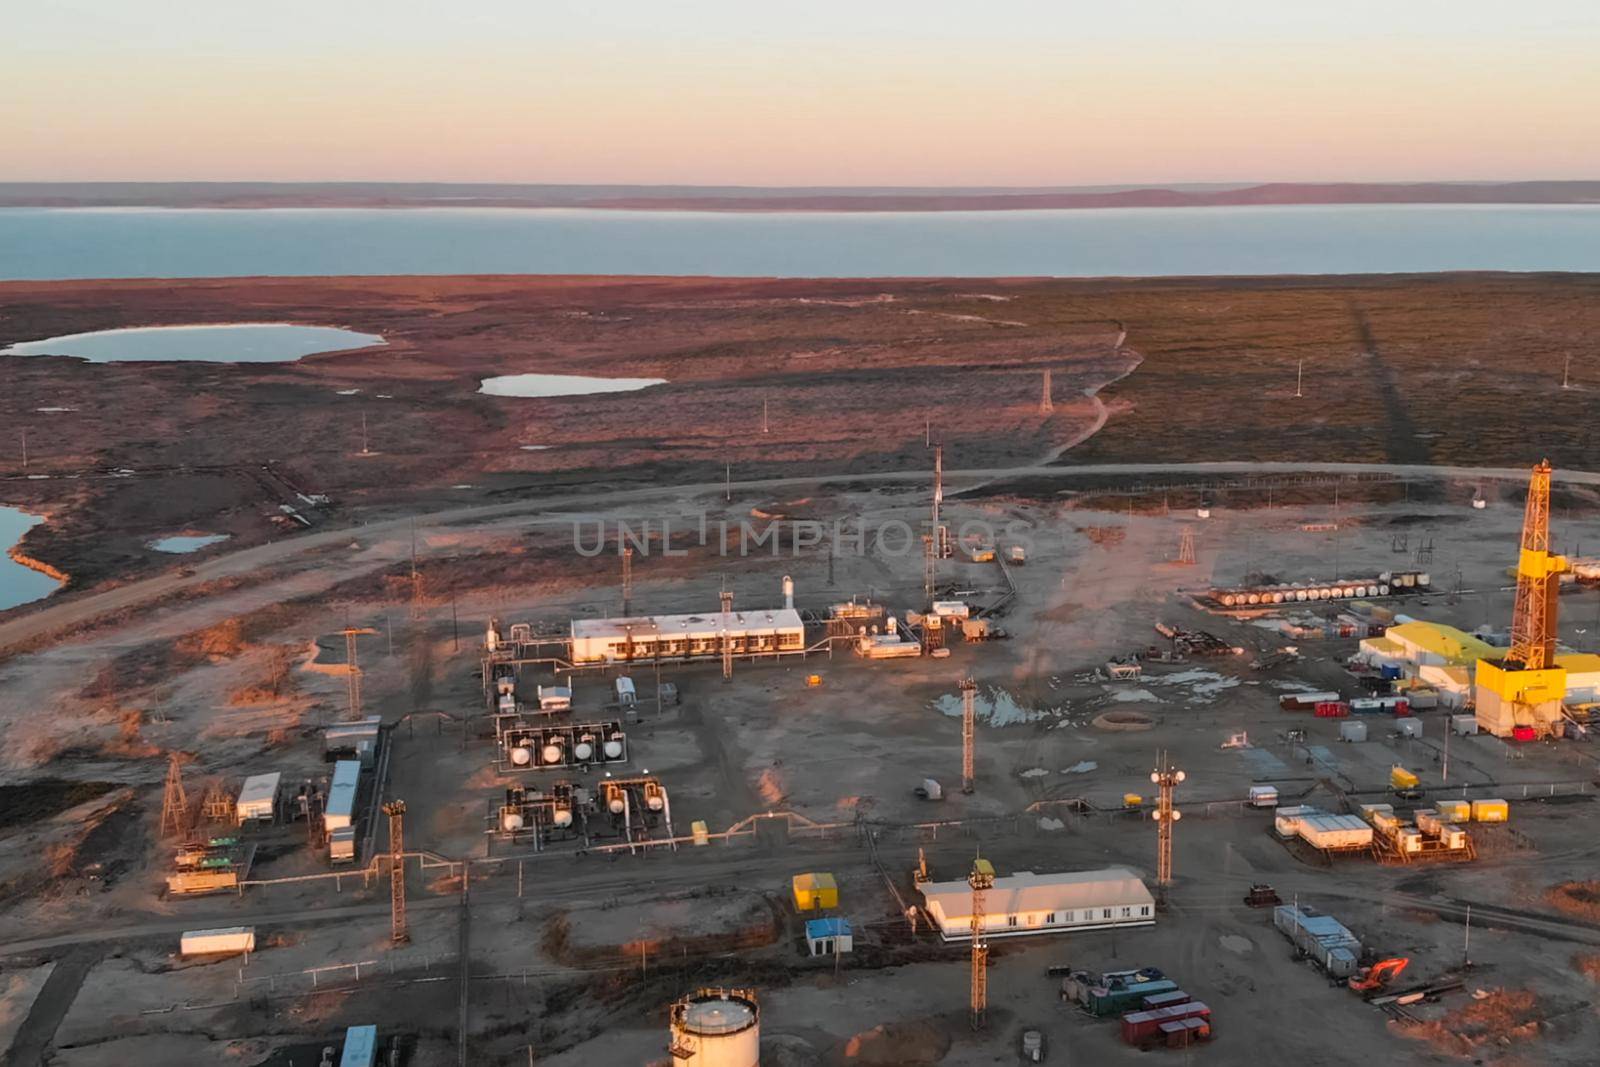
1475,461,1569,738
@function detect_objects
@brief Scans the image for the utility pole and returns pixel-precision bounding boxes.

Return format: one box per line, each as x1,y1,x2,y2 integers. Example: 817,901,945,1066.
968,855,994,1031
1040,368,1054,414
343,624,363,721
19,429,27,470
1563,354,1572,390
1152,754,1185,896
960,676,977,795
160,753,190,838
762,397,770,434
361,412,371,455
621,545,634,617
720,590,734,681
384,800,409,944
724,461,731,502
1176,526,1196,565
1294,360,1304,399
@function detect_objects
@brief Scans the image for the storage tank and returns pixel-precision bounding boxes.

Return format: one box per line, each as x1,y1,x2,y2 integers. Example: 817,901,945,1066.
541,737,565,765
501,810,525,832
574,733,596,762
783,575,795,611
1220,594,1236,607
509,743,533,767
551,803,573,828
669,989,760,1067
603,733,625,760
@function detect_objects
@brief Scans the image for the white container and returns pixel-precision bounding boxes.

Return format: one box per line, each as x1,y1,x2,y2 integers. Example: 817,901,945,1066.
1339,720,1368,742
614,676,637,706
1451,715,1479,737
236,772,281,823
1440,824,1468,849
931,600,970,618
1397,828,1423,853
1248,785,1279,808
180,926,256,957
1415,809,1442,836
1299,814,1373,849
329,825,356,863
1396,718,1422,738
323,760,361,833
537,685,572,711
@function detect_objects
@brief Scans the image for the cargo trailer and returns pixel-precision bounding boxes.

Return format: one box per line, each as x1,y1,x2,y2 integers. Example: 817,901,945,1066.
323,760,361,834
180,926,256,957
1471,799,1508,822
235,772,281,823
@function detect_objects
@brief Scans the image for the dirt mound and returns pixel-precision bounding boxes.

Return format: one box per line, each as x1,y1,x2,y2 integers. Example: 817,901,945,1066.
1545,881,1600,921
1574,954,1600,982
1393,988,1542,1054
841,1021,950,1065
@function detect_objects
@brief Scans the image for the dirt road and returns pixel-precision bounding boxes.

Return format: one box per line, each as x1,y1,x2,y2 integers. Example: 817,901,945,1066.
0,459,1583,656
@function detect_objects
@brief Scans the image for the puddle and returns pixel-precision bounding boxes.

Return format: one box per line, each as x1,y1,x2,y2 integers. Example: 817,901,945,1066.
148,533,230,554
1145,668,1241,703
1038,817,1066,831
1,323,385,363
519,445,554,451
1020,768,1049,778
0,505,62,610
35,407,76,413
932,685,1061,726
1105,687,1160,703
478,373,666,398
1062,760,1098,774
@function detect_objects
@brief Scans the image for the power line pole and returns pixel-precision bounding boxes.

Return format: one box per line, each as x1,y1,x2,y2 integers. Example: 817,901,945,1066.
720,590,734,681
160,753,190,838
1039,368,1054,414
960,676,977,795
343,624,363,721
361,412,371,455
1176,526,1196,565
622,546,634,617
762,397,770,434
1294,360,1304,399
384,800,409,944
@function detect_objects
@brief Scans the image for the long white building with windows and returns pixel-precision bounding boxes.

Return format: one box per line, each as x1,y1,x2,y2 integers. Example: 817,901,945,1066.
570,608,806,665
919,867,1156,942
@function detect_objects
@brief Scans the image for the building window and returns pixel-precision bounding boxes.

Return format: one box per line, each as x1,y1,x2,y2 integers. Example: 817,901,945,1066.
1140,906,1150,916
1120,907,1132,918
1007,915,1018,928
1102,909,1112,920
1044,912,1056,924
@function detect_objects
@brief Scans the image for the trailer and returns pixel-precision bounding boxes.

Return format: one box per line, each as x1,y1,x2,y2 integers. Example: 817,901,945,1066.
323,760,361,834
180,926,256,957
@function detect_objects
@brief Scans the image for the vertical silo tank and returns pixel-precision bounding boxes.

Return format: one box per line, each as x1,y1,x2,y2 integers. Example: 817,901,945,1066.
670,989,760,1067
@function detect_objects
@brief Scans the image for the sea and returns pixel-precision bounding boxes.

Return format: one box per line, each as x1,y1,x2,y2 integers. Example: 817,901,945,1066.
2,204,1599,280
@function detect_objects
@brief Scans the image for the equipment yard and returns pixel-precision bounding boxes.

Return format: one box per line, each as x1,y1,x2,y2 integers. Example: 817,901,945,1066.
4,275,1600,1065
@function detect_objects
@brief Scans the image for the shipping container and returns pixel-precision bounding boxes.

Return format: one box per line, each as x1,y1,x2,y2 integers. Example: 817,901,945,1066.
1440,824,1469,849
340,1024,377,1067
1299,814,1373,850
1415,810,1442,836
1121,1001,1211,1045
1339,720,1368,742
1280,691,1341,711
1356,803,1393,821
1390,767,1420,790
1373,812,1401,835
1396,718,1422,738
1471,798,1509,822
1397,827,1423,852
1436,800,1471,822
180,926,255,957
1248,785,1279,807
1451,715,1479,737
1088,979,1179,1017
323,760,361,833
614,676,637,705
1143,990,1191,1010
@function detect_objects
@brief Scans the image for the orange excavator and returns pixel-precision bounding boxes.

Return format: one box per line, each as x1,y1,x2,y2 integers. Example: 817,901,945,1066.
1348,957,1410,993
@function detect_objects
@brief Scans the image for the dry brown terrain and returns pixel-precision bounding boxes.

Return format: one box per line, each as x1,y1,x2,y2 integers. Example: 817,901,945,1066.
4,272,1600,599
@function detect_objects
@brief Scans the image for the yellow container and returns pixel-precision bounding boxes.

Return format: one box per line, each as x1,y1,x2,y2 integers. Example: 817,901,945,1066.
691,820,710,846
1436,800,1471,822
1390,767,1420,790
805,674,823,688
1372,812,1401,834
792,872,839,911
1471,799,1509,822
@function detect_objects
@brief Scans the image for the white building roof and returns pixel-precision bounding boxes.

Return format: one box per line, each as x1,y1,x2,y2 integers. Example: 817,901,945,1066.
572,608,804,642
920,866,1154,923
237,772,281,807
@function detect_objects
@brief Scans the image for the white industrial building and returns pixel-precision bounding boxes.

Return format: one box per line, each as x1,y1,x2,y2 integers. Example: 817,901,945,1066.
570,609,805,665
919,867,1155,941
235,772,281,823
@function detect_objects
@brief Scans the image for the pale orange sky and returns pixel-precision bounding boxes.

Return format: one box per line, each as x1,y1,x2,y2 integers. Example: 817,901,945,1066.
6,2,1599,184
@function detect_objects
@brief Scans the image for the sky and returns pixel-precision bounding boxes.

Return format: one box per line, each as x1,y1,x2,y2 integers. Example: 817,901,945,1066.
5,1,1599,185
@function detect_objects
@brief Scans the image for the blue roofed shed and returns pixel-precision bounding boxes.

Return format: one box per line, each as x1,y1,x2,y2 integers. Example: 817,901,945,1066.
805,917,853,956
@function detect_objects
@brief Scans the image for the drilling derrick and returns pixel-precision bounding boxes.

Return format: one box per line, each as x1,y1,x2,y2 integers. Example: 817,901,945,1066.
959,677,977,795
1475,461,1569,738
384,800,409,944
968,856,995,1030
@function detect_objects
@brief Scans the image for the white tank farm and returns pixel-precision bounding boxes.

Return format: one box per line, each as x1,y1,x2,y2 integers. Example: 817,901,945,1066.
671,990,760,1067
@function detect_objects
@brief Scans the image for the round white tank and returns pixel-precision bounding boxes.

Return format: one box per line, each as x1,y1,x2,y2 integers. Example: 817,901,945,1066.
1247,594,1260,605
574,735,595,761
1417,573,1430,586
509,746,533,767
541,740,564,765
1220,595,1235,607
1379,584,1390,595
603,738,624,759
1295,590,1308,602
1270,593,1284,604
608,793,626,815
1355,585,1368,597
551,807,573,828
673,992,760,1067
647,790,666,812
501,811,525,832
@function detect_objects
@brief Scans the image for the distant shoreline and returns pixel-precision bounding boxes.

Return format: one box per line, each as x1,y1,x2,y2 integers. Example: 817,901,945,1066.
2,180,1598,213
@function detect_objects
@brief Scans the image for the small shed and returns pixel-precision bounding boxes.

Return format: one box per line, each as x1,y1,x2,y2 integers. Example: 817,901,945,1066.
792,871,839,912
805,917,853,956
340,1024,378,1067
235,772,281,823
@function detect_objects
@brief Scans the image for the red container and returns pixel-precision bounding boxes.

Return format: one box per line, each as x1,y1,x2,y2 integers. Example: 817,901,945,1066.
1122,1002,1211,1046
1315,702,1350,719
1393,700,1411,717
1512,725,1538,742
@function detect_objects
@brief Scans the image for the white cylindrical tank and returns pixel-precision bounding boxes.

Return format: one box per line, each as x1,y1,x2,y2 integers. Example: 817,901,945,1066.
541,739,565,765
607,789,626,815
509,746,533,767
501,810,525,832
1220,595,1235,607
782,575,795,611
574,734,596,762
603,736,624,759
1417,573,1430,587
551,806,573,828
671,990,760,1067
1379,584,1390,595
